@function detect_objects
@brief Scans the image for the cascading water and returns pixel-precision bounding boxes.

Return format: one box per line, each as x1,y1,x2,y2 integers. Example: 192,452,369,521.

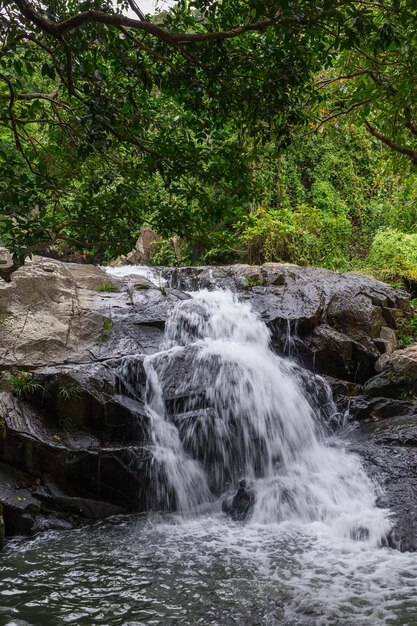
120,289,391,545
6,277,417,626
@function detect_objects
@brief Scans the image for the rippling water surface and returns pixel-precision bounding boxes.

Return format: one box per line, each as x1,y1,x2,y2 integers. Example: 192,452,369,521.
2,513,417,626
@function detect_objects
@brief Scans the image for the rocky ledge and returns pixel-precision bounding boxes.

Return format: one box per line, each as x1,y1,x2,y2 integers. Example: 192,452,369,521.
0,256,416,548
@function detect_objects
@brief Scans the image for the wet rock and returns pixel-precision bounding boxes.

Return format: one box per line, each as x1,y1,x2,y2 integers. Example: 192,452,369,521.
128,275,157,289
0,502,4,547
164,264,411,382
0,391,151,514
33,491,126,520
0,257,414,540
350,416,417,551
222,480,255,521
350,396,415,421
30,362,149,443
31,514,74,533
0,461,41,536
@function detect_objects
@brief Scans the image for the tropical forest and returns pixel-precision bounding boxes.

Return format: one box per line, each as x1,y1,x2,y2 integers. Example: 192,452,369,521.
1,1,417,624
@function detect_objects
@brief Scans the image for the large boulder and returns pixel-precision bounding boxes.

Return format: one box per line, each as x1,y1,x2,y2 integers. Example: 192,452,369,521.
0,256,110,368
0,390,151,520
164,264,412,382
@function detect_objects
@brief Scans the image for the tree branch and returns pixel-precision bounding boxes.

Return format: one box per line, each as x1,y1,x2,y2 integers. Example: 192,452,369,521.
364,121,417,165
13,0,272,43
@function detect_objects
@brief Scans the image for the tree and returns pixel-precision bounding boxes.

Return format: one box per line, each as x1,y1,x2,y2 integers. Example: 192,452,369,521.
0,0,415,259
312,1,417,164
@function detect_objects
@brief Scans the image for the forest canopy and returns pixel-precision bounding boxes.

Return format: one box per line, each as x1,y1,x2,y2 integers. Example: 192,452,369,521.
0,0,416,287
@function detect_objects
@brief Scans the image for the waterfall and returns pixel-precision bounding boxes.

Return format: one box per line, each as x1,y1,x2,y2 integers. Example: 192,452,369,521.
119,290,391,545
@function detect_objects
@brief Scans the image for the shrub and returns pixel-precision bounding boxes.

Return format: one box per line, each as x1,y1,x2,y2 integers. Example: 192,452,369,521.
238,205,352,270
367,229,417,285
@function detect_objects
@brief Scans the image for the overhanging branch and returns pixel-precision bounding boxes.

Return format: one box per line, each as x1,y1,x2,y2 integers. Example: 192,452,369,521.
365,121,417,165
13,0,272,43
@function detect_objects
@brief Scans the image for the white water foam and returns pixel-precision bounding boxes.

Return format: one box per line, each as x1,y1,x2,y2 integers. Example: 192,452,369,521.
104,264,167,286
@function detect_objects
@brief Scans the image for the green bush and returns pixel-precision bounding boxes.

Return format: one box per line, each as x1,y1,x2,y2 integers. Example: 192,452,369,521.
238,205,352,271
367,229,417,284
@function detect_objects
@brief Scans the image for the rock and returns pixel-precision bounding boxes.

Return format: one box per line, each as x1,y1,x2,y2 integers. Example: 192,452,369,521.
0,502,4,547
0,256,109,368
0,257,414,540
128,275,158,289
233,264,264,287
376,345,417,386
379,326,398,353
0,246,14,281
33,491,126,520
31,515,74,533
134,227,160,263
222,480,255,521
163,264,411,382
0,391,151,513
350,396,415,421
30,362,149,443
350,416,417,551
0,461,41,536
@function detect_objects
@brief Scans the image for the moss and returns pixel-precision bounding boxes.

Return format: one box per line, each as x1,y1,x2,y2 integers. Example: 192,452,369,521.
101,317,112,342
397,313,417,348
96,282,118,293
245,275,265,289
400,390,416,402
387,372,407,384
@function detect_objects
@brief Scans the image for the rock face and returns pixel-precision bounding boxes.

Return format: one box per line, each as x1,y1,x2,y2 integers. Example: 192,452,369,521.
0,256,416,548
344,343,417,551
165,264,411,383
0,256,110,368
0,246,14,281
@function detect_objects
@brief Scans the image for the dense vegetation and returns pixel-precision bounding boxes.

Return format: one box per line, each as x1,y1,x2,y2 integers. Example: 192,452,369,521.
0,0,416,288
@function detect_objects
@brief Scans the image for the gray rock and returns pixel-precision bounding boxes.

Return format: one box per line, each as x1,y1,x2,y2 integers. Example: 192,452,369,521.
350,416,417,551
0,461,41,536
0,246,14,281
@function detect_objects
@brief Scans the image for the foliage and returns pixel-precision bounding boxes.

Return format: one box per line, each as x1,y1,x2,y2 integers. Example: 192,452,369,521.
96,282,119,293
366,228,417,284
245,275,265,289
8,372,42,398
58,381,83,402
101,317,112,342
397,313,417,348
239,205,352,270
149,238,191,267
0,0,416,275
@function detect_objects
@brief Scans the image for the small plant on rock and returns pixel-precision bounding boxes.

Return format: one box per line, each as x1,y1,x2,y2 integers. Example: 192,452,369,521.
245,275,264,289
101,317,112,342
96,282,119,293
58,382,83,402
9,372,42,398
397,313,417,349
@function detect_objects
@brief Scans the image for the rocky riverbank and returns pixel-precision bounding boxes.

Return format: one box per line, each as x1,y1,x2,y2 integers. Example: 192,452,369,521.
1,256,416,548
